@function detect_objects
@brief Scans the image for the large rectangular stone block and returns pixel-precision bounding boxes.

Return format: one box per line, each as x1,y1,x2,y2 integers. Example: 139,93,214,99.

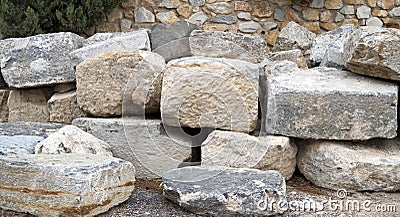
264,67,398,140
72,118,190,178
0,154,135,217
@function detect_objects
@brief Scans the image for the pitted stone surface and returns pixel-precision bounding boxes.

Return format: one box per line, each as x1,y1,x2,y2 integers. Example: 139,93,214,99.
264,67,398,140
163,167,287,216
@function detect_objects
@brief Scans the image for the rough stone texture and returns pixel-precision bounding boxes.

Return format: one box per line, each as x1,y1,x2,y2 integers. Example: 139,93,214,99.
76,51,165,117
238,21,262,33
267,49,308,68
134,7,155,23
189,30,267,63
367,0,378,7
163,167,287,216
340,5,355,15
210,16,238,24
325,0,343,9
311,0,325,8
35,125,112,156
83,32,126,46
0,32,84,88
378,0,394,9
206,2,232,15
273,21,316,54
53,83,75,93
156,11,180,24
160,0,181,8
0,135,44,155
70,30,151,66
264,67,398,140
253,1,273,18
150,21,199,62
188,12,208,25
238,12,252,20
177,4,193,18
274,9,285,21
366,17,384,26
310,24,355,67
161,57,259,132
302,9,320,21
202,130,298,180
389,7,400,17
189,0,205,6
0,89,9,122
297,139,400,192
7,89,51,123
72,118,191,178
357,5,371,19
344,26,400,81
0,122,63,137
0,154,135,217
48,91,87,124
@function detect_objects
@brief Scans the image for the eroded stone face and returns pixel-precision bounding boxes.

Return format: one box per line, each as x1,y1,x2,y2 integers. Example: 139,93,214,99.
272,21,316,54
189,30,267,63
0,32,84,88
35,125,113,157
48,91,87,124
161,57,259,133
72,118,191,178
297,139,400,192
163,166,287,216
202,130,298,180
344,26,400,81
76,51,165,117
264,67,398,140
0,154,135,217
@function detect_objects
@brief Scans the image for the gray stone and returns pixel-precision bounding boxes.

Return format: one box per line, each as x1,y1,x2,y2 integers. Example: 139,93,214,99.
159,0,181,8
35,125,112,156
238,12,252,21
161,57,259,132
0,33,84,88
134,7,155,23
0,135,44,155
267,49,308,69
274,9,285,22
202,130,298,180
344,27,400,81
238,21,262,33
0,89,9,122
389,7,400,17
263,22,278,31
310,0,325,8
273,21,316,54
310,24,355,66
72,118,191,178
335,12,345,22
76,51,165,117
48,91,87,124
263,60,299,77
7,89,51,123
53,83,75,93
356,5,371,19
0,154,135,217
150,21,198,62
155,11,179,24
0,122,64,137
210,15,238,24
206,2,232,15
189,30,267,63
366,17,383,27
189,0,205,6
163,167,287,216
70,30,151,67
297,139,400,192
188,12,208,25
264,67,398,140
340,5,355,15
121,19,133,32
83,32,126,46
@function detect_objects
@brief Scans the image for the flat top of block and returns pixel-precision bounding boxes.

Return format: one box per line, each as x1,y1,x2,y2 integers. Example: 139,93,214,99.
268,67,398,94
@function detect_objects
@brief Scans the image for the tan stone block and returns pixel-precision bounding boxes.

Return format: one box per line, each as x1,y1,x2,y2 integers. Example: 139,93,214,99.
372,9,389,17
234,1,252,12
320,10,332,22
266,31,279,46
285,9,304,23
0,89,9,122
107,8,123,22
377,0,394,9
177,4,193,18
320,22,341,31
344,0,366,4
302,21,321,34
203,24,238,32
366,0,377,7
121,0,140,8
252,2,272,18
7,89,50,122
96,22,121,33
325,0,344,9
343,18,360,27
302,8,320,21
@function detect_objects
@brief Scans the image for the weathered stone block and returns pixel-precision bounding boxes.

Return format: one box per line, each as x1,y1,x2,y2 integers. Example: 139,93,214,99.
163,167,287,216
35,125,112,156
161,57,259,132
72,118,191,178
0,154,135,217
70,30,151,66
0,135,44,155
273,21,316,54
202,130,298,180
76,51,165,117
264,67,398,140
267,49,308,68
7,89,51,123
297,138,400,192
344,26,400,81
0,89,9,122
0,33,84,88
48,91,87,124
189,30,267,63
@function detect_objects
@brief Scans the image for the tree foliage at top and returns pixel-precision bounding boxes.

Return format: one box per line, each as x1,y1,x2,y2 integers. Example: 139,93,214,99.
0,0,127,38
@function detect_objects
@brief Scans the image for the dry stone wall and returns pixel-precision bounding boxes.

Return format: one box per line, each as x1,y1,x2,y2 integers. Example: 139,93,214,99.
93,0,400,47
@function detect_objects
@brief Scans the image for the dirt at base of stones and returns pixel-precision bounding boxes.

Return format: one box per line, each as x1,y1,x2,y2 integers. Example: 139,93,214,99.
1,173,399,217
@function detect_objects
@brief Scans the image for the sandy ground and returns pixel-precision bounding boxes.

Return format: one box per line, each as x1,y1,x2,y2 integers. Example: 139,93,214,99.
1,173,399,217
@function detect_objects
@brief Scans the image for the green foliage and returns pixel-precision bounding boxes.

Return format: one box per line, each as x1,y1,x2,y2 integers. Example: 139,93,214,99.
0,0,127,38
